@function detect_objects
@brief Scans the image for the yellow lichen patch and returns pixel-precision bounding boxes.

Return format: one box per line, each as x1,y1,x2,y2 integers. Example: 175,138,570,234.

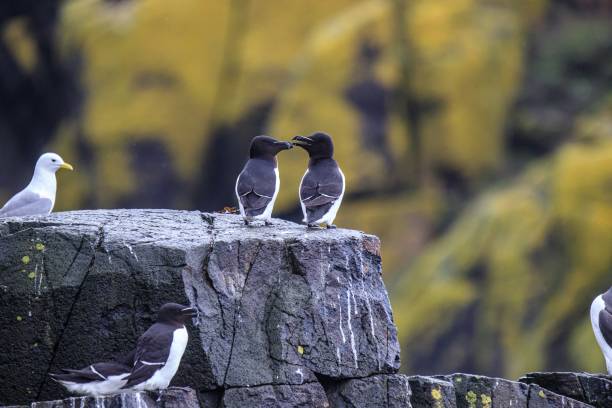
35,243,45,251
431,388,442,400
466,390,477,406
2,18,38,73
297,345,305,355
16,316,22,322
21,256,30,265
538,390,546,398
481,394,492,407
28,272,36,280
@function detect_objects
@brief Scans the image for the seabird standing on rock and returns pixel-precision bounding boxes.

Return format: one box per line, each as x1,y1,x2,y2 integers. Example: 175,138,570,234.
591,286,612,374
293,132,345,229
235,136,293,226
49,351,134,396
0,153,73,218
122,303,197,391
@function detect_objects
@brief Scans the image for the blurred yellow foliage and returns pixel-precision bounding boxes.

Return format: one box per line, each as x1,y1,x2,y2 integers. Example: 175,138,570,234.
393,101,612,376
2,18,38,73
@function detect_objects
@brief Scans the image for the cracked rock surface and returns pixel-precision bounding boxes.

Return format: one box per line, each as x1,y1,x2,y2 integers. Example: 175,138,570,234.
0,210,400,406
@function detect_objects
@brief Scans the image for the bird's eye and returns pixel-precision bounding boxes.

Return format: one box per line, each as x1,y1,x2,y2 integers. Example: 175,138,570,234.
52,159,56,162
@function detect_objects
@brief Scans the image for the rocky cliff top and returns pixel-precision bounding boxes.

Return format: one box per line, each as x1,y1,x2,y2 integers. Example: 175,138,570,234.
0,210,398,405
1,210,610,407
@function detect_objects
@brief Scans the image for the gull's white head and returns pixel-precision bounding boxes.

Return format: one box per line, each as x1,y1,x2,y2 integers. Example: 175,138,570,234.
35,153,74,174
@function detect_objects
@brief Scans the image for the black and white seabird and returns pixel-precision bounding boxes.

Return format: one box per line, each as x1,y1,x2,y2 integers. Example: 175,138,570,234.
591,286,612,374
122,303,197,391
0,153,73,218
293,132,345,229
235,135,293,226
49,351,134,396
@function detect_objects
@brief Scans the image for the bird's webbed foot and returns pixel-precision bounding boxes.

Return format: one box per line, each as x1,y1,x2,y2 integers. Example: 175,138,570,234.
326,224,337,229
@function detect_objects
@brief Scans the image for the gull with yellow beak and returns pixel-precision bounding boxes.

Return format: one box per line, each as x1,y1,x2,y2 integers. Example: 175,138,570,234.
0,153,73,218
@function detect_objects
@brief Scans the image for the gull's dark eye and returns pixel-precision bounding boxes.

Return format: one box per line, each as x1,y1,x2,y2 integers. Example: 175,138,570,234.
51,159,57,162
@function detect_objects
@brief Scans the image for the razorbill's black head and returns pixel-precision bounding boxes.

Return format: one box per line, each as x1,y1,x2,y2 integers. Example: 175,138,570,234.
591,287,612,374
292,132,334,160
158,302,198,326
293,132,345,229
250,135,293,160
122,303,196,391
236,136,292,226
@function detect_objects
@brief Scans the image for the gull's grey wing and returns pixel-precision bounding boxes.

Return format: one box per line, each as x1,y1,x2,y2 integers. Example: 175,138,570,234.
0,190,53,218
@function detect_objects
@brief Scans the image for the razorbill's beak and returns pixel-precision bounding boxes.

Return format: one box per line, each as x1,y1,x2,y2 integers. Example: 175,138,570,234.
276,141,293,150
292,136,313,146
60,162,74,171
181,307,198,317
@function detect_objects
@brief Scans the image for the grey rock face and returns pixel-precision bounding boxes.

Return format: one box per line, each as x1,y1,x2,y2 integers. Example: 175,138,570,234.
437,374,594,408
0,210,399,406
519,372,612,408
222,382,330,407
25,387,199,408
407,376,456,408
324,374,412,407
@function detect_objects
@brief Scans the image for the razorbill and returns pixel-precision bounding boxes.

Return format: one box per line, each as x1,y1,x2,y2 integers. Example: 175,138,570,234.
292,132,345,229
235,135,293,226
0,153,73,218
590,286,612,374
49,351,134,396
122,303,197,391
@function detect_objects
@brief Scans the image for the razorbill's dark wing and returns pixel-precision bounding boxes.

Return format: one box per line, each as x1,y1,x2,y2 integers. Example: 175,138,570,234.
236,159,276,217
122,323,174,388
300,162,343,223
50,362,129,383
601,308,612,346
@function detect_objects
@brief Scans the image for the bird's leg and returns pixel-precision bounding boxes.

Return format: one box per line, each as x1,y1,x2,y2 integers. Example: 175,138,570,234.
307,223,320,229
244,219,250,226
265,220,273,226
156,388,165,403
326,224,337,229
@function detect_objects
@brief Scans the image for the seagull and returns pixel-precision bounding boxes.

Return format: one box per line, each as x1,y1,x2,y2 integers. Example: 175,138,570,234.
591,286,612,374
49,351,134,396
122,303,197,391
0,152,73,218
235,136,293,226
292,132,345,229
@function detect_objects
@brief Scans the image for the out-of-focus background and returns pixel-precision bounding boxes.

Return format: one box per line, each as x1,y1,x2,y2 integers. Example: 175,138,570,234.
1,0,611,378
